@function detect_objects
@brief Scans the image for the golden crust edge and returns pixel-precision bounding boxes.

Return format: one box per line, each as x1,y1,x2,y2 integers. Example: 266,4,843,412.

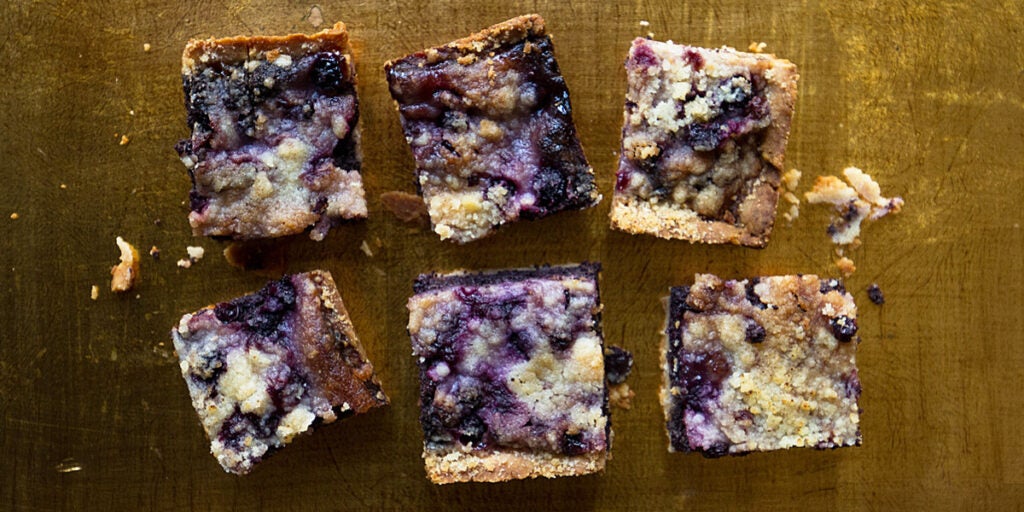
423,447,606,484
182,21,351,74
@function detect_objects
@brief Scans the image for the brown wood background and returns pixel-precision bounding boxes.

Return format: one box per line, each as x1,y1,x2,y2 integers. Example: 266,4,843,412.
2,0,1023,510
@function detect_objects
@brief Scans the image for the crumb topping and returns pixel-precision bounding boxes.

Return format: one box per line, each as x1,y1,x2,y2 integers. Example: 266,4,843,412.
663,274,861,455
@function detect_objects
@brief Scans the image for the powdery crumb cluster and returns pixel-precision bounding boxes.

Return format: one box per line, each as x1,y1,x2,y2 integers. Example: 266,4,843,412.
177,246,206,269
805,167,904,245
780,168,802,222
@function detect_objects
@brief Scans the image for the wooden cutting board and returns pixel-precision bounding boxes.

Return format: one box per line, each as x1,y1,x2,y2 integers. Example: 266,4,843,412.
2,0,1022,509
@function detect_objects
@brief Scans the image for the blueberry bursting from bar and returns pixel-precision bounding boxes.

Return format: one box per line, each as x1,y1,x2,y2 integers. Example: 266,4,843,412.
610,39,799,247
662,274,861,457
407,263,609,483
384,15,600,243
171,271,388,474
175,23,367,241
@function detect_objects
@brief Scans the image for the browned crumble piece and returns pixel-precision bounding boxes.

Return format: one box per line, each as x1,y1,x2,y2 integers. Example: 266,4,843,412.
610,39,799,248
663,274,861,456
385,15,599,243
110,237,140,292
176,23,367,241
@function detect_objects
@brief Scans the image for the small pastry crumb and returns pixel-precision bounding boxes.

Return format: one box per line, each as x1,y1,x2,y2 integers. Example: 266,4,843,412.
609,383,635,410
110,236,140,292
359,240,374,257
836,256,856,277
867,283,885,305
60,183,67,189
177,246,205,269
748,41,768,53
781,169,802,223
9,213,18,220
380,191,429,223
149,246,160,260
119,135,130,146
90,285,99,301
143,43,151,52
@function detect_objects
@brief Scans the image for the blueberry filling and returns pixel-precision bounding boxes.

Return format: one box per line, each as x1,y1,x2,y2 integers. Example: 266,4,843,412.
745,322,767,343
867,284,885,305
604,346,634,385
214,276,297,338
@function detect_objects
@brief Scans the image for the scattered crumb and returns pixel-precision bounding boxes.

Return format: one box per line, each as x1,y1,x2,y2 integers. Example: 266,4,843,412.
9,213,18,220
867,283,886,305
748,41,768,53
90,285,99,301
639,20,650,27
782,168,802,191
60,183,67,189
380,191,429,223
223,240,289,277
805,166,904,245
55,458,83,474
119,135,130,146
143,43,151,52
187,246,205,261
609,382,635,410
305,5,324,28
177,246,205,268
149,246,160,260
359,240,374,257
110,236,140,292
129,110,135,116
836,256,856,277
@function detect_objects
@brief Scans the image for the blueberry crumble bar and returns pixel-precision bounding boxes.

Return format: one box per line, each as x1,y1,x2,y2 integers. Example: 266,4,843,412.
662,274,861,456
176,23,367,241
384,15,600,243
171,270,388,474
610,39,799,247
407,263,609,483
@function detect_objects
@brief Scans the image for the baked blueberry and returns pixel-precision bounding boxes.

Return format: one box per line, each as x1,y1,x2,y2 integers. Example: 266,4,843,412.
171,271,388,474
176,23,367,241
611,39,799,247
385,15,600,243
663,274,861,456
407,263,609,483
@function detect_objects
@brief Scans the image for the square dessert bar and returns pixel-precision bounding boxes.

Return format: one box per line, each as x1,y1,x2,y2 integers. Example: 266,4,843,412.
610,39,799,247
176,23,367,241
662,274,861,456
384,15,600,243
171,271,388,474
407,263,609,483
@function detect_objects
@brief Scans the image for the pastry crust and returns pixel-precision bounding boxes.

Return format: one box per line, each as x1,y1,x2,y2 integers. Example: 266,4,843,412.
424,448,605,484
182,22,351,74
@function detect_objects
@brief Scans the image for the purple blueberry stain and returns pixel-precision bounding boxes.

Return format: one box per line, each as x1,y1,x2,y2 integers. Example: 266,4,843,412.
829,315,858,342
867,283,885,305
745,321,766,343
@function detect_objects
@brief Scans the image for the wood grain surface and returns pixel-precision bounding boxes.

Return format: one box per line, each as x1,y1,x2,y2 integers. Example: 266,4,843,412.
2,0,1023,510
